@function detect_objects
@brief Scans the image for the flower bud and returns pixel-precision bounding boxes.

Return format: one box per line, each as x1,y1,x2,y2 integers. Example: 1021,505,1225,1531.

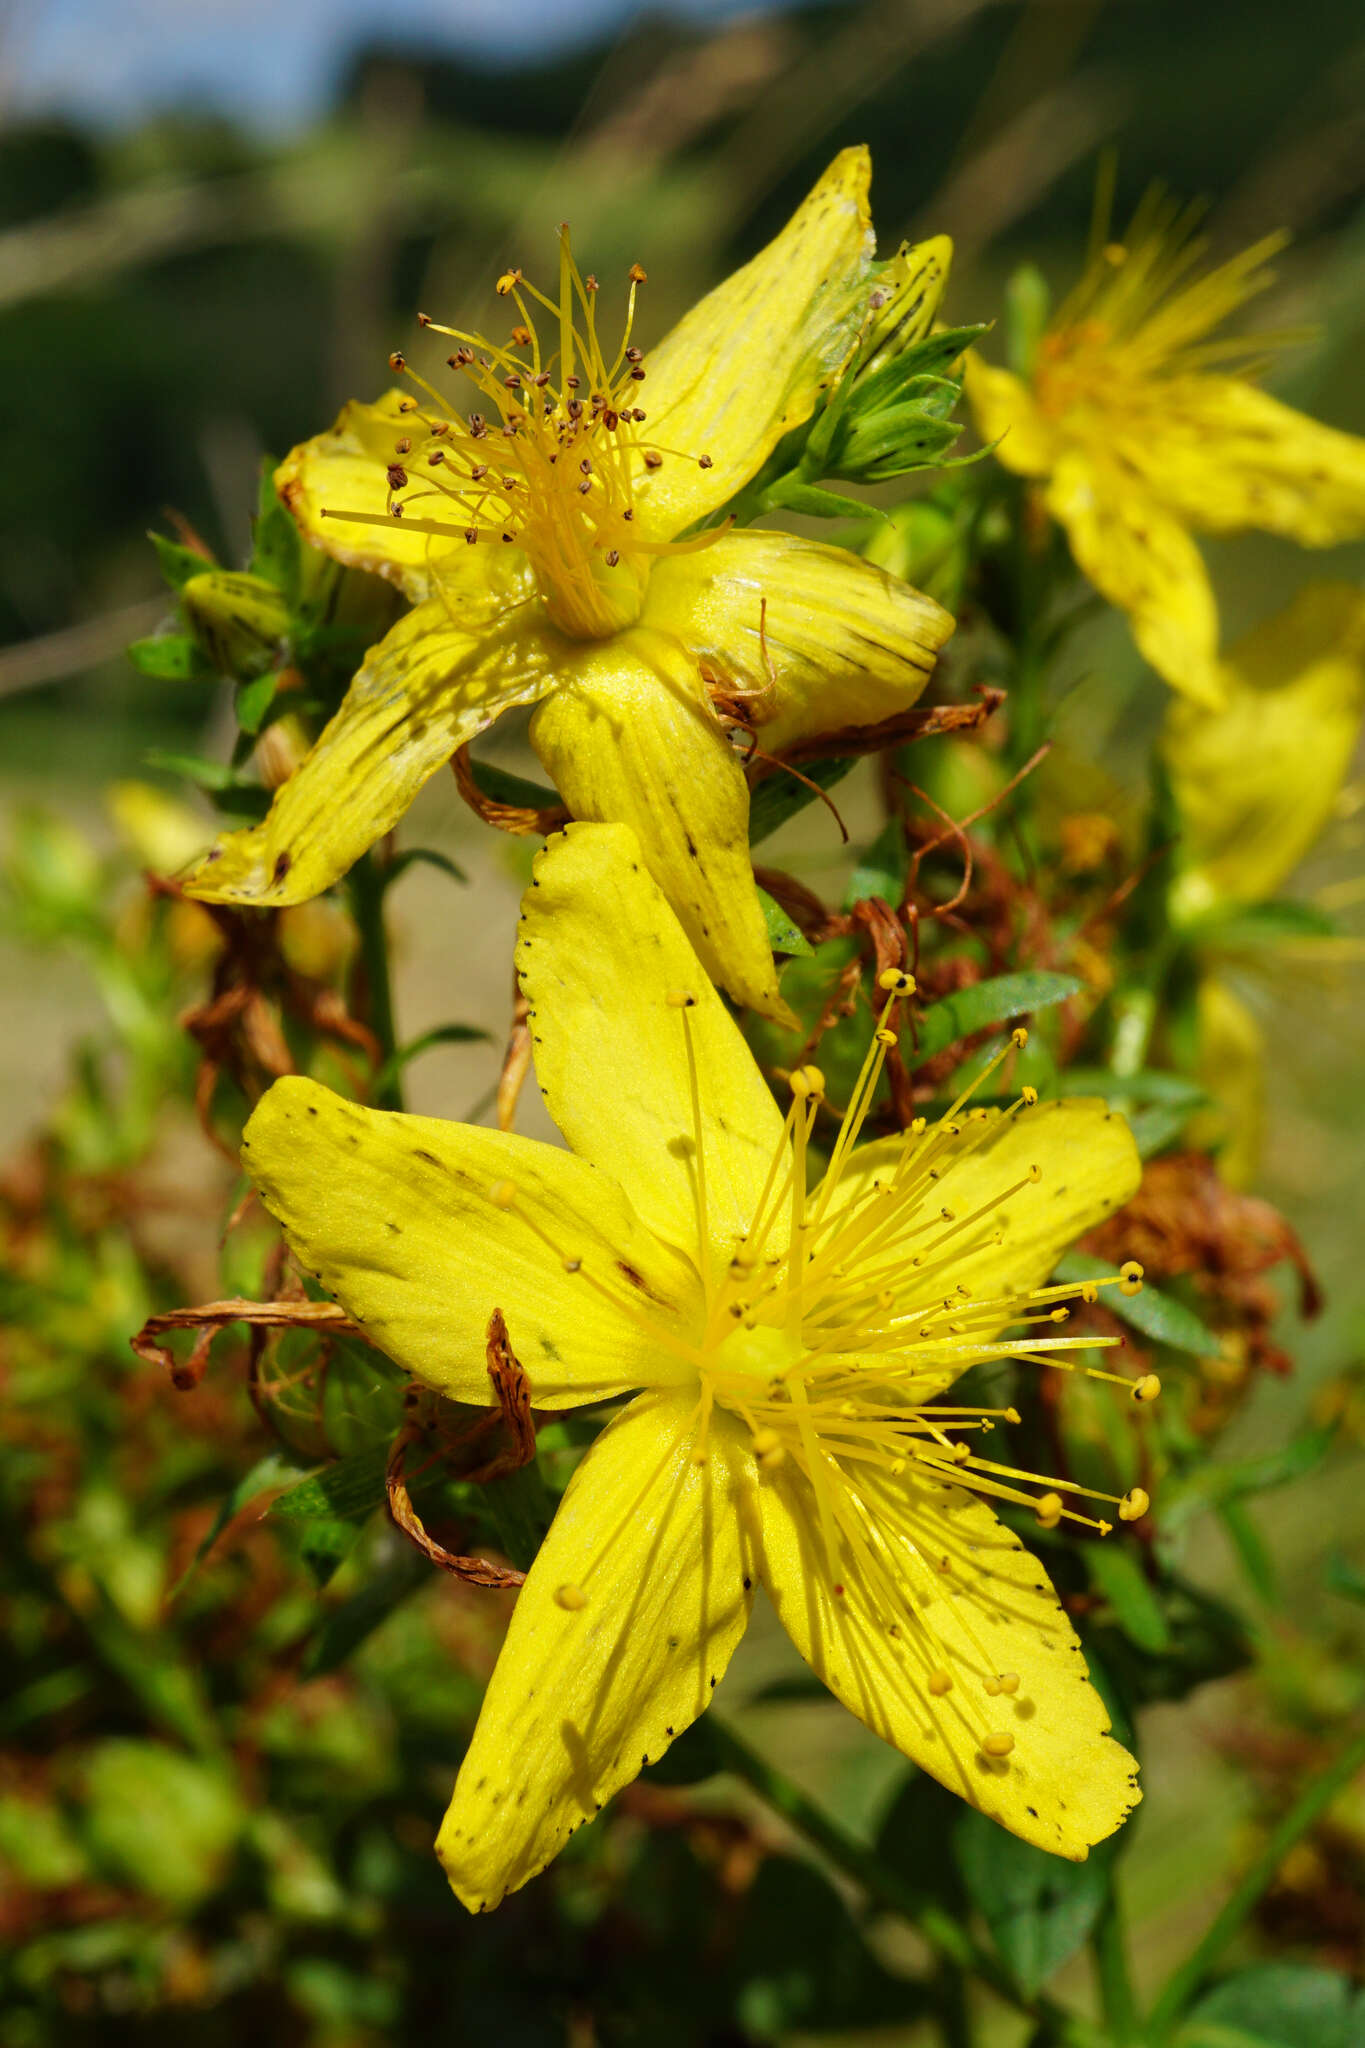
179,571,290,681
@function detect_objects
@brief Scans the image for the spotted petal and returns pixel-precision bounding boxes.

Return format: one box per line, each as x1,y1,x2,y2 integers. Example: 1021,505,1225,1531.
437,1388,756,1911
644,529,954,753
634,147,878,538
517,822,788,1277
529,626,793,1022
240,1076,702,1407
185,569,557,907
755,1454,1140,1858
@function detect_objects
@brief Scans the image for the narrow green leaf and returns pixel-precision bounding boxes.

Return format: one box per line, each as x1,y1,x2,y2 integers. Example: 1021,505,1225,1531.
170,1449,307,1596
372,1022,492,1099
1191,899,1340,949
381,846,468,892
250,460,302,604
466,757,561,810
765,480,878,521
954,1804,1107,1996
128,634,211,682
148,532,216,591
303,1550,429,1676
758,887,814,957
914,972,1082,1060
1053,1253,1223,1357
748,756,858,846
270,1445,390,1524
1085,1543,1172,1654
1128,1101,1193,1158
234,669,279,737
142,749,237,791
1219,1498,1277,1605
1063,1068,1209,1110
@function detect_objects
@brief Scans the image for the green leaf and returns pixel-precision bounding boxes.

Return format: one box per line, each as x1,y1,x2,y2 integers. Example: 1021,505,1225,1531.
270,1445,390,1524
372,1022,492,1099
1062,1068,1210,1109
380,846,467,892
1084,1542,1171,1653
142,749,238,792
748,756,858,846
235,668,280,737
758,887,814,957
78,1740,242,1910
954,1804,1108,1996
1052,1253,1222,1357
466,757,561,811
1219,1497,1278,1604
844,816,906,908
1177,1964,1363,2048
1327,1551,1365,1605
303,1551,430,1678
915,972,1082,1060
170,1448,307,1596
127,633,211,681
250,460,302,604
1191,899,1340,950
764,479,879,521
1128,1101,1193,1158
148,531,215,591
1168,1426,1337,1517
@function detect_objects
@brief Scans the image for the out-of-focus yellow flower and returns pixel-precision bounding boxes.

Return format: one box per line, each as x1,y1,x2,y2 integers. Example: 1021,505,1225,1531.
967,198,1365,707
1163,584,1365,1183
240,824,1146,1910
183,150,955,1021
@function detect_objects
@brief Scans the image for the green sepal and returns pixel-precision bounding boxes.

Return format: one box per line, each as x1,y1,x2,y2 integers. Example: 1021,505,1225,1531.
148,531,216,592
757,887,814,957
127,633,212,682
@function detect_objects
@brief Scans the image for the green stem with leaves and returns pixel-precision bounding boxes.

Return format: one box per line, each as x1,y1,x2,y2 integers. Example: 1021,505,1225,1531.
1146,1718,1365,2041
711,1721,1104,2047
347,849,403,1111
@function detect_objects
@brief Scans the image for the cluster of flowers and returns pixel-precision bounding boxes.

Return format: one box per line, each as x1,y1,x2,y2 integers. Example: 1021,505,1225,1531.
169,150,1365,1912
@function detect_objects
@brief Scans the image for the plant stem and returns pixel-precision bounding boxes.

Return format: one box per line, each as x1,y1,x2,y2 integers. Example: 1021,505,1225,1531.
348,850,403,1111
1146,1717,1365,2041
1091,1883,1137,2044
710,1721,1104,2047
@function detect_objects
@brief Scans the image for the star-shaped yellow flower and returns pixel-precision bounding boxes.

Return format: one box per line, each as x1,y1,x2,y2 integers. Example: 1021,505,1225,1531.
184,149,954,1020
1163,582,1365,1182
966,197,1365,709
241,822,1147,1911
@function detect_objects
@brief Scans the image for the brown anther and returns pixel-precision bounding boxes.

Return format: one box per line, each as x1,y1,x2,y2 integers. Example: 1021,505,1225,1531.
394,436,411,454
427,450,445,466
577,479,592,494
533,371,551,387
643,450,663,469
602,409,618,429
464,529,479,544
628,263,647,284
386,464,408,490
698,453,713,468
629,366,646,381
503,373,522,390
625,345,643,362
605,549,620,567
510,324,532,346
388,350,406,371
566,374,581,390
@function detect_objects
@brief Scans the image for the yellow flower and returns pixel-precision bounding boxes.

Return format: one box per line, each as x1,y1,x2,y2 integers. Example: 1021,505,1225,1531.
1163,583,1365,1183
184,150,954,1020
966,197,1365,708
240,823,1146,1911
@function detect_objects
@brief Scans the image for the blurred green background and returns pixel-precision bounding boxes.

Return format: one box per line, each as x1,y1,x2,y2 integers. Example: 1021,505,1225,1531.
3,1,1365,2041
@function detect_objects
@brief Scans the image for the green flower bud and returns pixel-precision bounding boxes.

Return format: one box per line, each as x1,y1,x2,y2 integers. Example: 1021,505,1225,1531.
180,571,290,681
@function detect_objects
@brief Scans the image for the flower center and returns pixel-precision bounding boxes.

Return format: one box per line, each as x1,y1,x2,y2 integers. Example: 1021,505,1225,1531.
326,231,721,640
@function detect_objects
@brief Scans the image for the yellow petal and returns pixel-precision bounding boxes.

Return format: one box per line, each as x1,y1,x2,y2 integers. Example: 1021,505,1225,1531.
529,627,794,1022
437,1388,755,1910
517,822,788,1276
240,1077,701,1406
1189,976,1266,1190
1164,582,1365,914
1045,450,1224,706
963,355,1056,477
643,529,954,754
754,1456,1139,1858
634,147,877,537
1153,378,1365,545
818,1098,1141,1360
276,391,457,601
185,574,555,907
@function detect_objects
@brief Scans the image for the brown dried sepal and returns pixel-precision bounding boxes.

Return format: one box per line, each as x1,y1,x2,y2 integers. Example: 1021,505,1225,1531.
496,981,533,1133
451,745,568,837
131,1296,361,1390
747,687,1005,786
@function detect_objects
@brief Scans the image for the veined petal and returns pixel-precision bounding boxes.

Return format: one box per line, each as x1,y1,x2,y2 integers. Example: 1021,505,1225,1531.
634,148,877,537
1164,583,1365,915
517,822,789,1277
277,391,460,602
643,530,954,754
817,1099,1141,1360
754,1456,1139,1857
1153,378,1365,545
241,1077,702,1406
437,1388,755,1911
185,572,555,907
964,355,1057,477
1045,450,1224,707
529,627,794,1023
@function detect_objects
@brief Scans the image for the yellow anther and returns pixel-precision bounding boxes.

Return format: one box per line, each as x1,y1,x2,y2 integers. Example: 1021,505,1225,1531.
1021,1085,1039,1106
1050,1307,1070,1323
554,1583,587,1611
910,1117,926,1135
1035,1491,1063,1528
1119,1259,1144,1297
1028,1163,1043,1183
878,968,916,993
874,1027,897,1046
1005,1407,1021,1425
666,988,696,1008
928,1668,953,1696
490,1179,517,1210
982,1732,1015,1759
1080,1282,1099,1303
1132,1373,1162,1404
983,1675,1002,1697
790,1070,812,1100
751,1428,785,1467
951,1442,971,1463
1011,1026,1029,1049
890,1457,906,1476
800,1065,826,1098
1119,1487,1150,1521
495,269,523,296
